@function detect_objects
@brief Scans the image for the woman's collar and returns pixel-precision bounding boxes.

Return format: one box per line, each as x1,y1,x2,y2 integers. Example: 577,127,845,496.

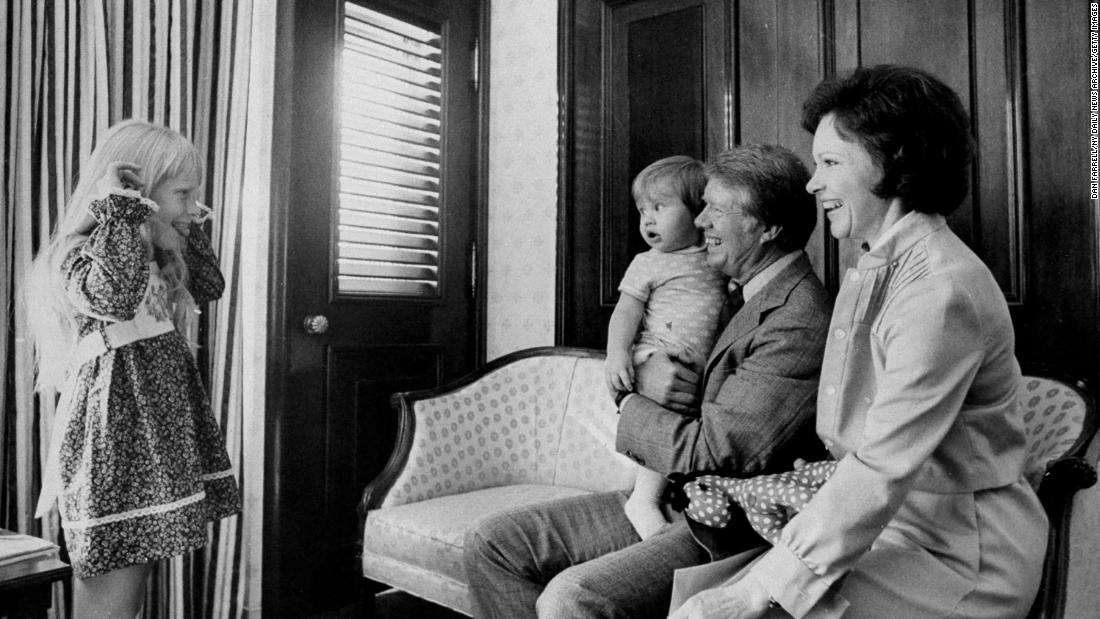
858,211,947,268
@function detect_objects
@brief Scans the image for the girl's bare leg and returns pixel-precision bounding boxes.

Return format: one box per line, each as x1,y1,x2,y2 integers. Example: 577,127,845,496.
74,562,152,619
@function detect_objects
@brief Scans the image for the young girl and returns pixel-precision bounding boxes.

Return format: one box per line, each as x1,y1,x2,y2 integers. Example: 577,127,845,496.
605,156,728,539
24,119,240,617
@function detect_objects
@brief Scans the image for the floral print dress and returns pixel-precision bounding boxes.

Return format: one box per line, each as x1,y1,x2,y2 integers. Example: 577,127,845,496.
55,192,240,578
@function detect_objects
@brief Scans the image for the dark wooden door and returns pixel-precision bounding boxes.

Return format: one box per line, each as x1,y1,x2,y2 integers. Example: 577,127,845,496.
267,0,481,615
559,0,730,347
824,0,1096,376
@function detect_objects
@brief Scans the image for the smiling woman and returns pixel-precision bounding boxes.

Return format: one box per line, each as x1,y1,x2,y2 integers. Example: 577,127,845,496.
807,114,905,245
671,65,1048,619
804,64,973,244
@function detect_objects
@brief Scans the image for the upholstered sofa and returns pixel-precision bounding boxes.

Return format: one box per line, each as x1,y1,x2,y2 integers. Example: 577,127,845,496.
358,347,635,615
357,347,1098,618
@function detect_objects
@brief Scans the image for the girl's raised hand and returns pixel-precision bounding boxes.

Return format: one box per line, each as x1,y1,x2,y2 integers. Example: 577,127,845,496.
172,203,212,238
105,162,144,191
78,163,146,234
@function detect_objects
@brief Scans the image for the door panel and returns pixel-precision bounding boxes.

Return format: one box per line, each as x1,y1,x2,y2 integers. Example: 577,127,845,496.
268,0,479,615
851,0,1093,371
561,0,729,347
1018,0,1095,372
736,0,828,276
619,3,707,266
325,344,443,568
855,0,976,285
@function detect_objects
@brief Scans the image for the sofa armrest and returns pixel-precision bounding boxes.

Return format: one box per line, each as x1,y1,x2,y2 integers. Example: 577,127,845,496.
358,347,607,519
1025,374,1100,618
358,390,424,516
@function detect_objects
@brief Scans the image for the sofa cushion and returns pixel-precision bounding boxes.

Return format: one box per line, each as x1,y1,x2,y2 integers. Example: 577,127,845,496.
552,357,637,492
362,484,595,612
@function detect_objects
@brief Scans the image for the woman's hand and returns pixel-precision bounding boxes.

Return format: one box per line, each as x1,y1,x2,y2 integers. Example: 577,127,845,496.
634,351,700,413
669,574,773,619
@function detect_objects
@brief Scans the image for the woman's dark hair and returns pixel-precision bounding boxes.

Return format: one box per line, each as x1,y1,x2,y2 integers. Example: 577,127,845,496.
705,144,816,253
801,64,973,214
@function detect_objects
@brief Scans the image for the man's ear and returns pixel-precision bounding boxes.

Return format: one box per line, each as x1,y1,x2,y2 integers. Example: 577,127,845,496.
759,224,782,245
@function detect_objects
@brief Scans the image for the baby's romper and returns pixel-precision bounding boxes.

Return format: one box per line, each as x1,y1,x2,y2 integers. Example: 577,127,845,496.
618,246,728,373
54,192,241,578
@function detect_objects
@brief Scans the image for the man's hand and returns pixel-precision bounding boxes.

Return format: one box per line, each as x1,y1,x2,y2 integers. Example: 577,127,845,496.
668,574,773,619
634,351,700,414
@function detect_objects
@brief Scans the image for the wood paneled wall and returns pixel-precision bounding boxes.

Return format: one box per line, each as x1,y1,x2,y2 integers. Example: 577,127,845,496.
558,0,1098,377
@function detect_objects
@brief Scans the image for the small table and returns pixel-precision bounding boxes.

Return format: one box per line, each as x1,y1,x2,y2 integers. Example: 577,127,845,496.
0,553,72,619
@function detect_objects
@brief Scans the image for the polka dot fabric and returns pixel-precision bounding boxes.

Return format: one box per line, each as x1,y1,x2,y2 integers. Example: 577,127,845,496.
553,358,636,492
680,376,1089,543
682,460,837,544
379,355,634,509
382,356,574,508
1020,377,1088,489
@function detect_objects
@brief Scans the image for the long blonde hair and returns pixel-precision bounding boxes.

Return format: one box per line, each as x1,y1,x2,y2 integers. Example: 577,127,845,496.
24,119,205,391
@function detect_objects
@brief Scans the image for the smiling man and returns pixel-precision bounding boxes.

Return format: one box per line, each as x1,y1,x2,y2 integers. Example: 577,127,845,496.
463,144,832,619
617,143,831,481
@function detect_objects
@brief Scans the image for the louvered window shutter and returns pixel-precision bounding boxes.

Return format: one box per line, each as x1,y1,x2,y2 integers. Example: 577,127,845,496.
337,3,443,297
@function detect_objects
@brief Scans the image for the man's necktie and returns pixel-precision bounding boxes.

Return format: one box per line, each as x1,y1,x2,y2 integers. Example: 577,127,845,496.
728,281,745,315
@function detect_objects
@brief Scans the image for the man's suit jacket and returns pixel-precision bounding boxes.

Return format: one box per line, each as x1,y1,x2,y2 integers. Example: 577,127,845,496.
616,252,831,477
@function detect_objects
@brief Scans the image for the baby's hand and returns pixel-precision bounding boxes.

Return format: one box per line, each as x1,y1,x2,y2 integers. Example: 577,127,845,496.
604,353,635,399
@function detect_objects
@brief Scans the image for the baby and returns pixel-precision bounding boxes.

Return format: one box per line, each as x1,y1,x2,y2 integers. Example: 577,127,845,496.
605,156,728,539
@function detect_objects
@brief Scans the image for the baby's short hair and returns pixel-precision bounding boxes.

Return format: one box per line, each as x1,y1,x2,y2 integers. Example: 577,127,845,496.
631,156,707,216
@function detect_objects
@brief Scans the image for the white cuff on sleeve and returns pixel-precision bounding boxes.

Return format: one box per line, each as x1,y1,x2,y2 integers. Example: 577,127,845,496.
751,543,848,618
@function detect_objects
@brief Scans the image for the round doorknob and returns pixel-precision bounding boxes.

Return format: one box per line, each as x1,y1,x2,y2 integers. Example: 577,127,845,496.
302,314,330,335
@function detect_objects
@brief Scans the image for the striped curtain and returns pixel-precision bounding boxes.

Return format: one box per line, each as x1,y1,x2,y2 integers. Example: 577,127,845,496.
1,1,273,617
